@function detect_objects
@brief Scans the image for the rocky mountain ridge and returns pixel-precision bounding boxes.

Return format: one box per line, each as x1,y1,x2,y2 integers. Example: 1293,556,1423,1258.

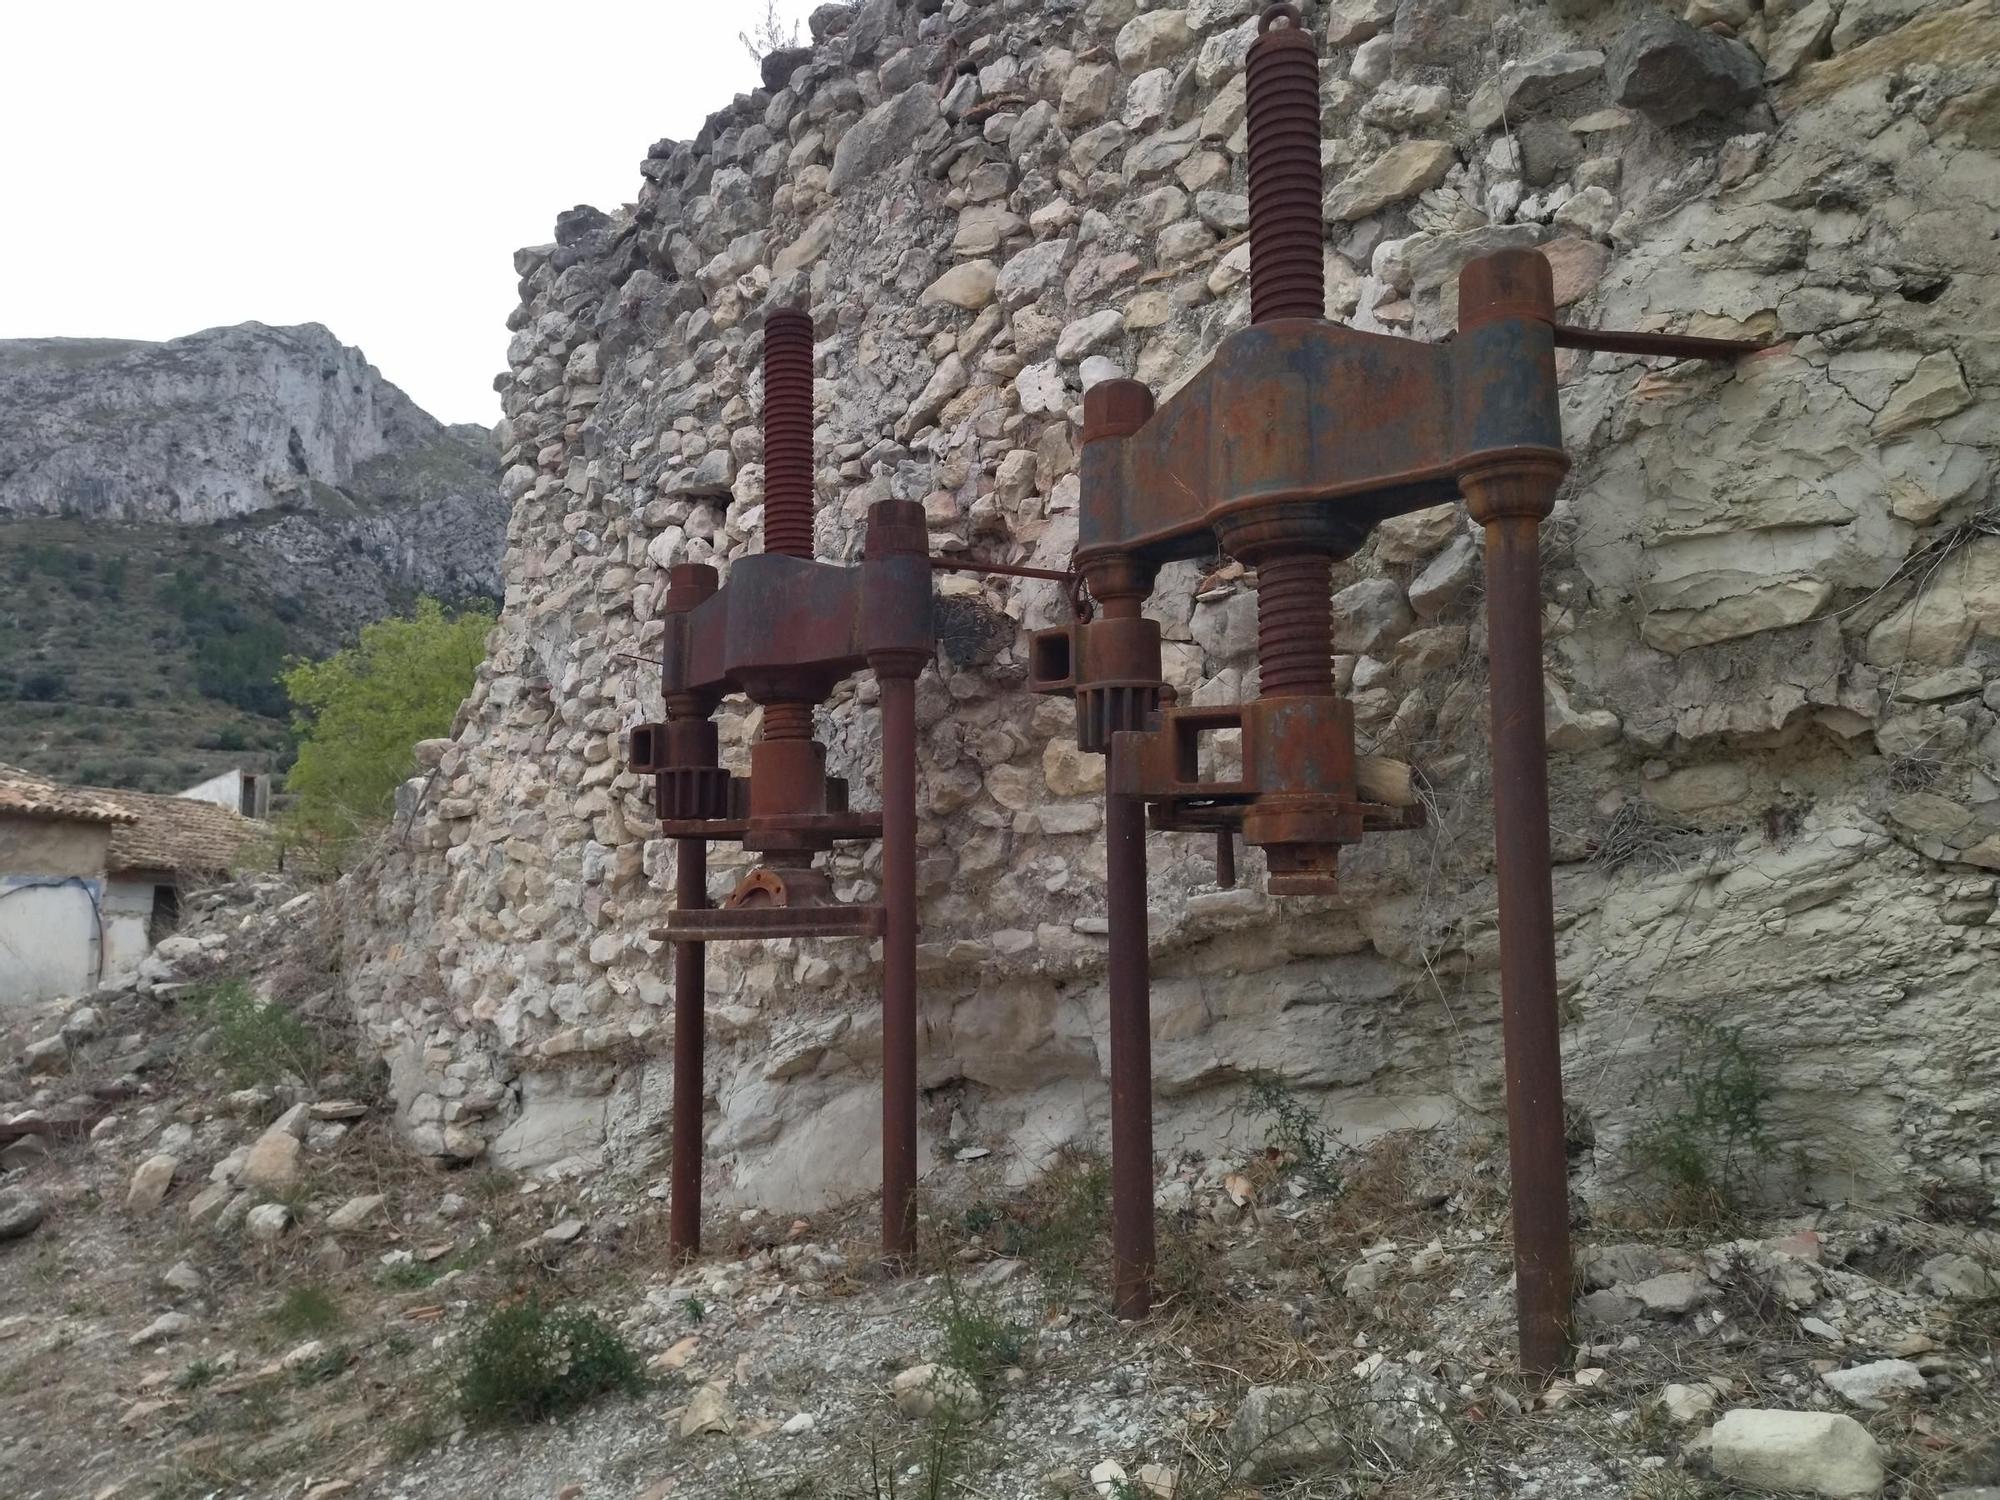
3,324,463,525
0,323,506,789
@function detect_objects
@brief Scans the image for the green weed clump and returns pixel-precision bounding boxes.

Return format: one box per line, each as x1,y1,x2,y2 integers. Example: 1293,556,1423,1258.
454,1297,646,1428
1006,1148,1111,1297
930,1272,1024,1385
268,1283,343,1337
1628,1014,1776,1223
190,978,322,1087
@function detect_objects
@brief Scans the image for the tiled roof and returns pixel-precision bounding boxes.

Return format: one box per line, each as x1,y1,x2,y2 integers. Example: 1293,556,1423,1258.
0,763,258,874
0,763,138,826
102,788,260,876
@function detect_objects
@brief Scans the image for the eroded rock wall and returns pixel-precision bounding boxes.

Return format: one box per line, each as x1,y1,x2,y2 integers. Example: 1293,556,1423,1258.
344,0,2000,1219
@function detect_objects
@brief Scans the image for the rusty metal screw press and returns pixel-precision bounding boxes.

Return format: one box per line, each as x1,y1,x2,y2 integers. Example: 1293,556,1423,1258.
1027,2,1760,1373
629,306,936,1268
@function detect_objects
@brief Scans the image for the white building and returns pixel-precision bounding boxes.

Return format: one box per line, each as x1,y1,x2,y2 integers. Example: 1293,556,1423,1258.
0,765,261,1007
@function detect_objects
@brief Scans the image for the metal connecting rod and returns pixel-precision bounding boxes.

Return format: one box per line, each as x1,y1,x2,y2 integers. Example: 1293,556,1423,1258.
1105,758,1155,1318
877,661,923,1262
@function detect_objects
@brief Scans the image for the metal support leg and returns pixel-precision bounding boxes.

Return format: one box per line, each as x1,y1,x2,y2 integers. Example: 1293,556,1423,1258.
1463,461,1574,1380
879,670,920,1264
1106,740,1156,1319
669,837,707,1263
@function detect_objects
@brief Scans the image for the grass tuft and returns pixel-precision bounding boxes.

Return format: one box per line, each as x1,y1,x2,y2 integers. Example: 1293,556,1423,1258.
1248,1072,1341,1194
1001,1148,1110,1298
454,1296,647,1428
267,1283,342,1338
1627,1013,1776,1225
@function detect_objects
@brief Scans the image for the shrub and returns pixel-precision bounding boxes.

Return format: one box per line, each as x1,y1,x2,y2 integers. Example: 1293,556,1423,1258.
454,1297,646,1428
1248,1072,1341,1193
269,1284,343,1337
19,670,68,702
930,1271,1024,1385
196,621,291,717
1627,1013,1777,1222
188,978,322,1087
1001,1148,1109,1297
279,597,491,864
176,1358,221,1392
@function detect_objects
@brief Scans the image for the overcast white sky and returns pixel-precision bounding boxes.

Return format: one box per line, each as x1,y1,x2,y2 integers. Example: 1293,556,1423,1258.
0,0,819,426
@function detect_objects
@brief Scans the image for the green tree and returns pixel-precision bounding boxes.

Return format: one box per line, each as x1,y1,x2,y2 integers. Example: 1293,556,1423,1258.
280,598,491,862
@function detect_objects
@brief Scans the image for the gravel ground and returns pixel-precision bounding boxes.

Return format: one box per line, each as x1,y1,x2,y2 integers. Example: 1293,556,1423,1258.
4,880,1998,1500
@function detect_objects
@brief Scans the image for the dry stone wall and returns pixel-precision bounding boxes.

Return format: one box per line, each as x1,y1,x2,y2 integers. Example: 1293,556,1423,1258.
345,0,2000,1222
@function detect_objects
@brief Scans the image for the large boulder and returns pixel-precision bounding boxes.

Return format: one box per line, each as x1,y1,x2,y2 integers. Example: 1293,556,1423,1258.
1323,142,1457,222
1230,1385,1347,1481
829,85,940,194
1709,1409,1885,1498
1606,12,1764,126
0,1187,44,1241
127,1154,180,1213
240,1128,302,1190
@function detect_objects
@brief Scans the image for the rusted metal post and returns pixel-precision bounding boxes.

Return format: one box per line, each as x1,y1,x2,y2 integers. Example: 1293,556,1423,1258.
669,836,706,1261
1105,740,1156,1318
878,664,920,1263
1458,251,1574,1379
1079,375,1166,1320
655,561,723,1265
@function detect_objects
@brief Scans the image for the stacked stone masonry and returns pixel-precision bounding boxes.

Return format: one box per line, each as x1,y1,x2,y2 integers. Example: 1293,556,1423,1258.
344,0,2000,1221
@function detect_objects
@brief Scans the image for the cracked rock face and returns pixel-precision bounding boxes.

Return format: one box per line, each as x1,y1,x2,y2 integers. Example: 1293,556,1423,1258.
345,0,2000,1225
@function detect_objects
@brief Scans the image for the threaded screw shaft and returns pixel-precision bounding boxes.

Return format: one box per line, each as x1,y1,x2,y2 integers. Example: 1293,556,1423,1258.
1256,552,1335,697
761,309,816,559
1246,4,1326,325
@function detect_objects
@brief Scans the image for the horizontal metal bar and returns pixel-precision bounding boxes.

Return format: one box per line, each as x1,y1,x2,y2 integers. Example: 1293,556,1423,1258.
1551,324,1765,361
653,904,885,942
653,811,885,842
928,556,1079,585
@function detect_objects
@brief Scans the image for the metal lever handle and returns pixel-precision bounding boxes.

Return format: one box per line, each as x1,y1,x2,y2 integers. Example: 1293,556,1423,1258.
1550,323,1765,362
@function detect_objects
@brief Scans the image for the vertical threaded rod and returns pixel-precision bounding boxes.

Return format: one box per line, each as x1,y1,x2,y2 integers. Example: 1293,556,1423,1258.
1246,5,1326,325
1256,552,1335,697
762,308,815,559
760,701,814,740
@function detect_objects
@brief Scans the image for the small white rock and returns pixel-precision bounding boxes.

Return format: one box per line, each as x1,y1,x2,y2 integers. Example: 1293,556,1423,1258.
1821,1358,1926,1411
1090,1458,1129,1497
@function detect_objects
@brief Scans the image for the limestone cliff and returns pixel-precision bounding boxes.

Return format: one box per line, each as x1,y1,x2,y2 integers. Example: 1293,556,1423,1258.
345,0,2000,1222
0,324,501,613
0,324,505,788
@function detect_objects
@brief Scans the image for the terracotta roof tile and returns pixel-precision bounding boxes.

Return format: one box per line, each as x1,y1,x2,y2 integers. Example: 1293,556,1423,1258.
0,763,138,826
102,789,261,876
0,764,259,874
